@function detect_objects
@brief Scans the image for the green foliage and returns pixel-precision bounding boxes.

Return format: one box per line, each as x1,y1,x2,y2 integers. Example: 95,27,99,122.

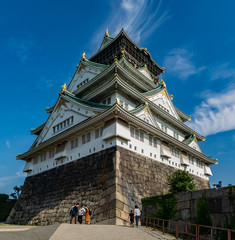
167,170,195,193
195,195,212,226
142,194,178,220
153,195,178,220
0,194,15,222
0,193,9,201
10,185,23,200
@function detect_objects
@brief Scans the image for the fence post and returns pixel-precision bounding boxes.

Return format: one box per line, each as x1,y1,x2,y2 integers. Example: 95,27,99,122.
227,229,231,240
175,221,178,239
153,218,155,229
197,225,200,240
210,227,213,240
185,223,187,234
163,220,165,235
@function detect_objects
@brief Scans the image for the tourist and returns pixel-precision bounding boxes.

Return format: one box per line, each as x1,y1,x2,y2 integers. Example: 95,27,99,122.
70,203,78,224
78,203,85,224
217,181,222,189
129,209,135,227
134,205,141,227
84,204,91,224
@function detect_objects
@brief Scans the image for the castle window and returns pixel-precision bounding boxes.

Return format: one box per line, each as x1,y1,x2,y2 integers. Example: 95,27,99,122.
170,147,181,158
40,153,46,162
95,129,99,138
174,132,179,140
124,103,129,110
87,132,91,142
53,116,74,133
49,149,54,158
107,97,111,105
95,127,103,139
149,136,152,146
82,135,86,144
159,104,169,113
189,155,194,164
71,138,78,149
162,124,167,133
130,127,134,137
33,157,38,164
140,131,144,142
153,138,158,148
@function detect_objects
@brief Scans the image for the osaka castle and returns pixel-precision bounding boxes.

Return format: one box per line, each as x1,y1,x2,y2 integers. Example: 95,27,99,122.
8,28,217,225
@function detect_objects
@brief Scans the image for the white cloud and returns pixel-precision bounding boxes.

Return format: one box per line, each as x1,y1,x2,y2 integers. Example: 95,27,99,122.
6,140,11,149
90,0,170,52
7,37,38,63
187,88,235,136
211,63,235,80
0,167,26,188
163,48,205,80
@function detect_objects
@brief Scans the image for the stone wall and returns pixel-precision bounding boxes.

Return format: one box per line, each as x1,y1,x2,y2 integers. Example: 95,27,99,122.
7,148,117,225
142,187,235,227
115,147,210,224
7,146,210,225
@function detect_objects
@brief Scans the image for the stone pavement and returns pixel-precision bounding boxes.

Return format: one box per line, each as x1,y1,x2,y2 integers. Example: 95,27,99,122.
50,224,176,240
0,223,176,240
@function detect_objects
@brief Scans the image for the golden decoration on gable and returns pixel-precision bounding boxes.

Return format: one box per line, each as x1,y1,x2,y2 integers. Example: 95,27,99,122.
105,28,109,37
81,52,86,61
145,101,148,106
160,79,166,88
60,83,67,94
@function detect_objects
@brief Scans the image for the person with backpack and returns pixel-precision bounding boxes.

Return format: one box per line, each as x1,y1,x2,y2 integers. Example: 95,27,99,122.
70,203,78,224
84,204,91,224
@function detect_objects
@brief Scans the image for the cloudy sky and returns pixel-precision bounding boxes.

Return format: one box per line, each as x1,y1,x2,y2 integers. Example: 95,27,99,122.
1,0,235,195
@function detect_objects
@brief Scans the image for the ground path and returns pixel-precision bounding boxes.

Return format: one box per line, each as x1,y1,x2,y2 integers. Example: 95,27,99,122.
0,223,176,240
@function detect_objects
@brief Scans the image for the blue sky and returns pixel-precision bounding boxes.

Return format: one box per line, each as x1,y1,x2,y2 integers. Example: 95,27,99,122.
1,0,235,195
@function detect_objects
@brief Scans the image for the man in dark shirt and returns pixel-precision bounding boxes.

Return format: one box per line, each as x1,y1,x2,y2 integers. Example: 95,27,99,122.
70,203,78,224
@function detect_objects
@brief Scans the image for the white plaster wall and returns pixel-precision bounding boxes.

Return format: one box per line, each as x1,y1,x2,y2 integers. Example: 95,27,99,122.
68,66,102,93
26,121,209,181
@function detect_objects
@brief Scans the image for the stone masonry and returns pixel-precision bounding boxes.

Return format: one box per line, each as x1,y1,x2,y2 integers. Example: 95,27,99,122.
142,187,235,227
7,146,210,225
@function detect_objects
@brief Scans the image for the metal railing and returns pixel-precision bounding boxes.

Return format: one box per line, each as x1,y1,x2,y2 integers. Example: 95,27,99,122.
143,216,235,240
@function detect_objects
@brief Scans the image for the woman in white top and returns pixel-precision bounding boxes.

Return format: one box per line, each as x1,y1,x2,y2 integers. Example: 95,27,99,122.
134,205,141,227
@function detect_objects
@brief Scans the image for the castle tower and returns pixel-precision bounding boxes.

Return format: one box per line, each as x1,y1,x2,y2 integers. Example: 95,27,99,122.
8,29,217,225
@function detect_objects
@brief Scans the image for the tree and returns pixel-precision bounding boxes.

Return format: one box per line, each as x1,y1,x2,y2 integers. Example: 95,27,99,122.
167,170,196,193
10,185,23,200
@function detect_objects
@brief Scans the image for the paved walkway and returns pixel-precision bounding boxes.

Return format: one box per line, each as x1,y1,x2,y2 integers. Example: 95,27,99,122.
0,223,176,240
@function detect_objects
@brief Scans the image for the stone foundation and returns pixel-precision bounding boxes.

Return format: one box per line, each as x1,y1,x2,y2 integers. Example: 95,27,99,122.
7,146,210,225
142,187,235,227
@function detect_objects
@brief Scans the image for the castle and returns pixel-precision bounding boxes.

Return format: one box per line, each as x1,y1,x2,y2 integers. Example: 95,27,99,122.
7,29,217,225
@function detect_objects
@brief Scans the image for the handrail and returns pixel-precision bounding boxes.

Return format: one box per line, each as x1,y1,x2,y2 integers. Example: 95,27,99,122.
143,216,235,240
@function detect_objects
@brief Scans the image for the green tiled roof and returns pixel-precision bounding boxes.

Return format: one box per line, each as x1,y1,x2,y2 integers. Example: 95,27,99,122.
142,85,164,96
129,104,146,114
63,91,110,109
183,135,195,145
84,59,109,68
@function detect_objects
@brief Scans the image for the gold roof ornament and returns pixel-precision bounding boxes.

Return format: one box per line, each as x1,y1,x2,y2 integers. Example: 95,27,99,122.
160,79,166,88
81,52,86,61
145,101,148,106
193,133,196,138
105,28,109,37
60,83,67,94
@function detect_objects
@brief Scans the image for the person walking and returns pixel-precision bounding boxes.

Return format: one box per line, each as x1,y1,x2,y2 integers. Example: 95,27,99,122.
84,204,91,224
70,203,78,224
129,209,135,227
134,205,141,227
